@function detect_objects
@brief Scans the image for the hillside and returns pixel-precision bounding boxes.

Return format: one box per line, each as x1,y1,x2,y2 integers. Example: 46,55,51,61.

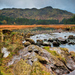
0,6,74,21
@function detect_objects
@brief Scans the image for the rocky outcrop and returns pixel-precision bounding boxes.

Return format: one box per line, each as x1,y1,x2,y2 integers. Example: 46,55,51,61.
8,45,75,75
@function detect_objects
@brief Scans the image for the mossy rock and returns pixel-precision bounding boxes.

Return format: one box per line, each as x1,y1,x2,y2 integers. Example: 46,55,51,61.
43,46,67,64
70,51,75,62
14,59,32,75
31,61,50,75
60,48,69,55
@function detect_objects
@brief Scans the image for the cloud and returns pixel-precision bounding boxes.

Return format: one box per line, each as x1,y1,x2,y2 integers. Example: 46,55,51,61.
0,0,75,13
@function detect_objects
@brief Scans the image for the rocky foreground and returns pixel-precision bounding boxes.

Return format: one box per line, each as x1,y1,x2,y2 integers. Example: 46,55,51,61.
7,44,75,75
1,31,75,75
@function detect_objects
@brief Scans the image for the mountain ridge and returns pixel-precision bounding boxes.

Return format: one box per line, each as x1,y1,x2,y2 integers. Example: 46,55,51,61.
0,6,74,21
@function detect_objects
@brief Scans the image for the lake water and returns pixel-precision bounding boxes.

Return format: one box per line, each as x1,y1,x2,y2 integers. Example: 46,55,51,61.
30,32,75,52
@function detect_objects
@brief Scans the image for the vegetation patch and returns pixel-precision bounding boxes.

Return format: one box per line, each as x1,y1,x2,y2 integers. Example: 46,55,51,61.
31,61,50,75
43,46,66,64
60,47,69,55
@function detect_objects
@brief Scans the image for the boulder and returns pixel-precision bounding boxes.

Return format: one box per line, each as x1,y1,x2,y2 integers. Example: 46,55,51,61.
43,42,51,46
68,42,75,45
44,39,47,41
58,37,68,44
48,38,53,42
25,38,35,44
36,39,43,46
24,41,31,47
53,41,60,47
24,33,34,38
68,35,74,39
1,47,10,58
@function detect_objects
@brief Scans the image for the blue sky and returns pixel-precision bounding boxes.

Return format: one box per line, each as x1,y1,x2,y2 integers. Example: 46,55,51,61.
0,0,75,13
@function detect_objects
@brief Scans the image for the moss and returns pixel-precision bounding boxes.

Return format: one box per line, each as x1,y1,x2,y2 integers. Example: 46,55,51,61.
14,59,32,75
43,46,59,56
70,51,75,57
44,46,66,64
70,51,75,61
57,56,66,64
31,61,50,75
60,48,69,55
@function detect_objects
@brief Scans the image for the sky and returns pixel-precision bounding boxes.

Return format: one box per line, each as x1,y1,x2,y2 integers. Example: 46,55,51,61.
0,0,75,13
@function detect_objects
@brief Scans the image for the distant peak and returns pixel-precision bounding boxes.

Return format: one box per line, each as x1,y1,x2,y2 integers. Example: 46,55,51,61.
40,6,53,10
44,6,53,9
31,8,37,10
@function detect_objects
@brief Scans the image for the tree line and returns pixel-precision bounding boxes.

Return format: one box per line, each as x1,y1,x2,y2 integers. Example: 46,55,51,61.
0,15,75,25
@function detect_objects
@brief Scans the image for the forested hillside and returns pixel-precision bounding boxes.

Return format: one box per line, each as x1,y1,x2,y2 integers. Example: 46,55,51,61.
0,6,73,21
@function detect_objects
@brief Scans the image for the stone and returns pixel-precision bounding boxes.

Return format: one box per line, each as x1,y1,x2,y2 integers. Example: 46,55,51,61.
68,35,74,39
25,38,35,44
53,41,60,47
36,39,43,46
1,47,10,58
48,38,53,42
24,41,31,47
43,42,51,46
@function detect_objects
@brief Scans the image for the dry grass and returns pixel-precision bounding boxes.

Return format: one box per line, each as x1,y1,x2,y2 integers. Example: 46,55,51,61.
0,24,75,30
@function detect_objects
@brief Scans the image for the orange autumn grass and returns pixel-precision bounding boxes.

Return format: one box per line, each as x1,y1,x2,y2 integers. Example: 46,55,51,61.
0,24,75,30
